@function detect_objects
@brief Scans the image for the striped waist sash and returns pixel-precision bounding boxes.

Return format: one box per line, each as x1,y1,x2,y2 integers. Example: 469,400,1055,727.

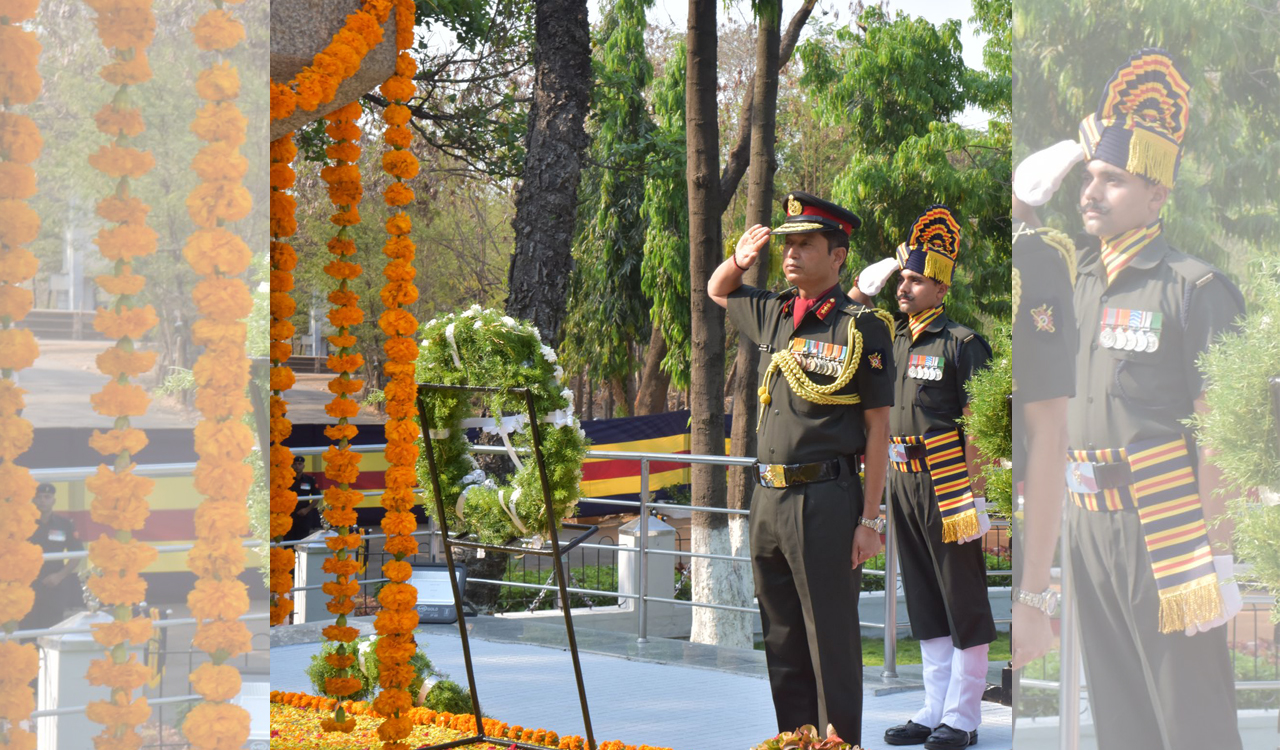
1067,435,1223,633
893,429,978,543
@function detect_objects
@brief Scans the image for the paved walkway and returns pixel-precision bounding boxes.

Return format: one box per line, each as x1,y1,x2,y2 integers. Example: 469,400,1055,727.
271,617,1013,750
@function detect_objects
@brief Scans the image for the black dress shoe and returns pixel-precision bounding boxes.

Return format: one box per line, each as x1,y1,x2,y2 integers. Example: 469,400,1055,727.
884,720,934,746
923,724,977,750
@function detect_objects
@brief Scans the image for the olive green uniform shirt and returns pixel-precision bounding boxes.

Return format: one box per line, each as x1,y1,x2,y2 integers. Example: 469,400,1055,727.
1069,233,1244,450
889,310,991,437
727,284,896,463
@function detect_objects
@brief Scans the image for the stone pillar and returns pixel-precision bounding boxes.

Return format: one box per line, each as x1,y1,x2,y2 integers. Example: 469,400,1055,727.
295,529,336,623
619,514,680,614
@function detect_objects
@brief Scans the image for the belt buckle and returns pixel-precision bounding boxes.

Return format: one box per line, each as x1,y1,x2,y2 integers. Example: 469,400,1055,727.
758,463,783,488
889,444,908,463
1065,461,1100,494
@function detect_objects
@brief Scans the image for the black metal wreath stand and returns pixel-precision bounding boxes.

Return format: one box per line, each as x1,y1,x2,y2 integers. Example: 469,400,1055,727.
414,383,597,750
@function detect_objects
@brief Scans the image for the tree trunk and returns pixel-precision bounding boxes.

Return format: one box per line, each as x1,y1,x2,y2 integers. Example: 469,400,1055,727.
728,3,780,533
609,376,634,418
505,0,592,345
634,325,671,416
686,0,746,649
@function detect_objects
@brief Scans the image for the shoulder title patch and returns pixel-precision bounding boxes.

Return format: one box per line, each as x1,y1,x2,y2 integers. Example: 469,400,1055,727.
868,351,884,370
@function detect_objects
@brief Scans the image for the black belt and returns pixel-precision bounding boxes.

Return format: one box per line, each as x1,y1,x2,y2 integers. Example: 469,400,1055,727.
757,456,860,489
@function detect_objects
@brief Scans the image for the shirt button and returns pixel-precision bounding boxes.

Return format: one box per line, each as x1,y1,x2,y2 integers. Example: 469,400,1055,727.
1100,295,1109,303
1087,442,1096,448
770,448,776,454
773,409,779,415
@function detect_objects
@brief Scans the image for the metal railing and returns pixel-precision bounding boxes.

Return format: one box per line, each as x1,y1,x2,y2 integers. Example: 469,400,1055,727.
283,444,1016,679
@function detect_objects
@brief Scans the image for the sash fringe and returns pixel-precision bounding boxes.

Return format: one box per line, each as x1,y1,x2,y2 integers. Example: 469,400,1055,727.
1157,576,1225,634
941,507,980,543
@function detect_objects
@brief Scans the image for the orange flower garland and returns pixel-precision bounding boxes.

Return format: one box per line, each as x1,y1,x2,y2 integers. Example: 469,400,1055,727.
181,3,253,749
372,3,421,748
269,0,392,122
0,1,45,748
82,0,160,746
268,133,300,627
318,101,366,729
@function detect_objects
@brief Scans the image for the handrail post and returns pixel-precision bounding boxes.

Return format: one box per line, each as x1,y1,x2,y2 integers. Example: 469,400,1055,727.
1059,502,1081,749
882,466,898,679
637,458,650,644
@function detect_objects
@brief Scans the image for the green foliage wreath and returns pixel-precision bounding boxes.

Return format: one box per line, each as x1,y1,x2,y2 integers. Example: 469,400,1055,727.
415,306,588,547
960,321,1013,517
1190,255,1280,615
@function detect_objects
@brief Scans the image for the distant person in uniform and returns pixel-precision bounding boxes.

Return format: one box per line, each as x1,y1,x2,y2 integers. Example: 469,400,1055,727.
285,456,321,541
849,207,996,750
21,483,83,630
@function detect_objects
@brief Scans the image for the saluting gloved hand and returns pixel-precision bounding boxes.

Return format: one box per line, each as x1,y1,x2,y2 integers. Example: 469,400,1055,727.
856,257,900,296
958,497,992,544
1184,555,1244,636
1013,140,1086,207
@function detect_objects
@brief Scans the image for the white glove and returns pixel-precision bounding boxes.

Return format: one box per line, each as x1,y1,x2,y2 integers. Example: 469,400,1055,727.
1184,555,1243,636
958,497,992,544
1013,140,1086,207
856,257,900,296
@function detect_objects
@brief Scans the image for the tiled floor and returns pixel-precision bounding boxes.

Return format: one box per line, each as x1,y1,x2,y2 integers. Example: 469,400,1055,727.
271,617,1013,750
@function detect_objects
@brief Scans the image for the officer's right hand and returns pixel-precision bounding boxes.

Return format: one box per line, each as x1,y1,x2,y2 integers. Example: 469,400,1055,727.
1012,603,1054,669
734,224,771,270
852,525,883,568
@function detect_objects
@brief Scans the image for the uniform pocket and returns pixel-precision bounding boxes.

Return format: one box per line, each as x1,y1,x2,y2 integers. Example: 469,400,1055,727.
914,382,958,415
1105,348,1183,409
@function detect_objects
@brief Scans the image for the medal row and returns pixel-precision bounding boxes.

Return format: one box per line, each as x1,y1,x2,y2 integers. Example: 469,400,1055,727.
1099,326,1160,352
794,355,842,377
909,365,943,381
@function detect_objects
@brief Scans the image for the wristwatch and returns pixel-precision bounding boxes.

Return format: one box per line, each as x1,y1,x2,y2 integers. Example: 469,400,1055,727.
1012,586,1060,616
858,515,886,534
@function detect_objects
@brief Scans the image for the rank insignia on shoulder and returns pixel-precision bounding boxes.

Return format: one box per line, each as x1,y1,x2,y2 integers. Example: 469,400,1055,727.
815,298,836,321
868,351,884,370
1031,304,1055,333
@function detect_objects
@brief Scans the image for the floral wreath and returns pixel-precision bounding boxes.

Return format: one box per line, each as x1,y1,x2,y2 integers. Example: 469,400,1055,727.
416,306,588,547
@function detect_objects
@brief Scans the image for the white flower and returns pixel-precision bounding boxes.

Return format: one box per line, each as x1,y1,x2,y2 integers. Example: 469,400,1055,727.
560,388,575,405
539,344,558,363
553,365,564,382
501,316,516,327
474,320,483,329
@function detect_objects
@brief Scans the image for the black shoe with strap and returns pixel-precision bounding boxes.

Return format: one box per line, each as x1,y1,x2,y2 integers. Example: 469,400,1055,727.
922,723,977,750
884,720,934,746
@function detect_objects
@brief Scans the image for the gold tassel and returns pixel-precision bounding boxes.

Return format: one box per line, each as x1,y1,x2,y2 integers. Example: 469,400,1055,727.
1156,576,1225,634
941,508,979,543
923,252,954,286
1126,128,1179,188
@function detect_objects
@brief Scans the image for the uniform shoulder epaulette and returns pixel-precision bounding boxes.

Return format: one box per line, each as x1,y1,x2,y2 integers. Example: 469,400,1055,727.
1015,223,1077,286
1163,251,1245,328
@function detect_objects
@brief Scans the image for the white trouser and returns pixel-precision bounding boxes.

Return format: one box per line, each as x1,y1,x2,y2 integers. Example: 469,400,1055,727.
912,637,988,733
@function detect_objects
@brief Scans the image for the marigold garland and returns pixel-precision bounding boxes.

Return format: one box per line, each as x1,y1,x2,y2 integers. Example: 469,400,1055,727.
373,4,420,746
269,0,393,122
268,134,300,627
82,0,159,745
181,3,253,749
269,692,677,750
0,4,44,749
318,101,366,730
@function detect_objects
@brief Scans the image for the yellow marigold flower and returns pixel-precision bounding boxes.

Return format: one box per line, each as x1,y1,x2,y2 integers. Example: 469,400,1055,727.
88,144,155,179
0,328,38,371
0,162,36,200
192,9,246,51
100,54,153,86
0,26,42,105
95,348,157,379
0,111,42,164
384,181,414,206
196,61,241,102
0,198,40,247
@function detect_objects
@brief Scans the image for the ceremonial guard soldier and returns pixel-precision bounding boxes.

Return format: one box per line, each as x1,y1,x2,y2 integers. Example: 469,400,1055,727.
708,191,895,744
850,207,996,750
1013,49,1244,750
